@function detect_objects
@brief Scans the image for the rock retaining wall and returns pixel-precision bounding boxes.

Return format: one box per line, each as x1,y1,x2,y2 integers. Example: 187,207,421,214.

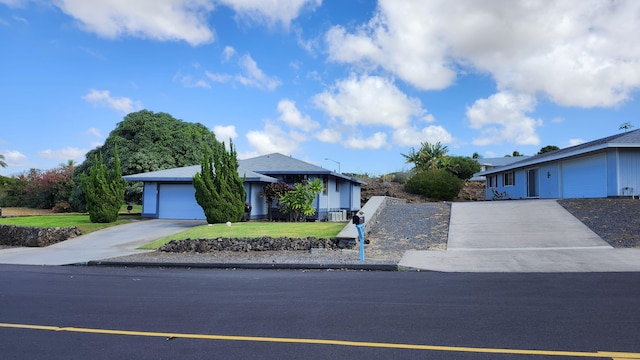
160,236,353,253
0,225,82,247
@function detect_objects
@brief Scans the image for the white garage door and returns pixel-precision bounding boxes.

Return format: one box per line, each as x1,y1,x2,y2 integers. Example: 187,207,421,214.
561,154,607,198
158,183,206,220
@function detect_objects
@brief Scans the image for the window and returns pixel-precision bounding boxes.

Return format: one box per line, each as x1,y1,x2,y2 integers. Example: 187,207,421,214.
503,171,515,186
488,175,498,188
335,179,340,192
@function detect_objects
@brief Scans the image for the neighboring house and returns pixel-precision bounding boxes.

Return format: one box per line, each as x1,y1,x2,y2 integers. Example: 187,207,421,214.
476,130,640,200
470,156,530,181
124,153,365,220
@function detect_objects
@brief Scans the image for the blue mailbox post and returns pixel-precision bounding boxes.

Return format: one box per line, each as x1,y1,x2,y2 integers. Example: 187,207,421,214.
353,211,365,261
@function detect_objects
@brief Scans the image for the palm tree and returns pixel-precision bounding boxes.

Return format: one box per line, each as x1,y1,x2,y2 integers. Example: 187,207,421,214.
402,141,449,172
0,154,7,168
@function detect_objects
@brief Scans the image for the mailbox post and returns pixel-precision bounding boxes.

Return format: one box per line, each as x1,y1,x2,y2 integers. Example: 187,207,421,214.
352,211,365,261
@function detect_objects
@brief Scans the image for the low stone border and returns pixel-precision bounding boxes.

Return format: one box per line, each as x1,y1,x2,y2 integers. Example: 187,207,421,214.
0,225,82,247
160,236,354,253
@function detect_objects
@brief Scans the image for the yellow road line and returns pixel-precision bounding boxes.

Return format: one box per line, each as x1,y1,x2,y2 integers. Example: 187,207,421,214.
1,322,639,359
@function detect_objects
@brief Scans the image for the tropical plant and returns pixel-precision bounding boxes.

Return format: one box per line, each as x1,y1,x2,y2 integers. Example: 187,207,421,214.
193,140,246,224
80,150,125,223
261,181,294,221
446,156,481,181
402,141,450,172
404,168,461,201
279,178,324,222
0,154,6,168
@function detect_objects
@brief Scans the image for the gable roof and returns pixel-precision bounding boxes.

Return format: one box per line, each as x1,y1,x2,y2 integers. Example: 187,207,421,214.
123,164,279,183
123,152,366,184
477,129,640,176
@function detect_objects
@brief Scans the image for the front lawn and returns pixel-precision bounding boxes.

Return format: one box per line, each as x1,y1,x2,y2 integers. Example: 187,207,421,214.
0,214,142,234
140,221,347,250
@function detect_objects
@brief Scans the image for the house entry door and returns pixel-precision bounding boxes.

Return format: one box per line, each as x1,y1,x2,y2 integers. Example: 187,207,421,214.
527,169,539,198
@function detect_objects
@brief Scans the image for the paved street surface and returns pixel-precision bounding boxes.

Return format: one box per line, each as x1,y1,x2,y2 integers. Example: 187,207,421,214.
1,265,639,359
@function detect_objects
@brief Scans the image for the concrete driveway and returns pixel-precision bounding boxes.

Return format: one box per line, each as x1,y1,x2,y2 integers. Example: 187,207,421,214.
0,219,205,266
400,200,640,272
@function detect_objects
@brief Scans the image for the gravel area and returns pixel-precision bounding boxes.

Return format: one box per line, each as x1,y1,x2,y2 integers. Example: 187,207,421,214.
104,199,451,266
558,198,640,248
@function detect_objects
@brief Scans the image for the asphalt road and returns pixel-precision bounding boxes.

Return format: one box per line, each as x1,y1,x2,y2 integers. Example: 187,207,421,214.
0,265,639,360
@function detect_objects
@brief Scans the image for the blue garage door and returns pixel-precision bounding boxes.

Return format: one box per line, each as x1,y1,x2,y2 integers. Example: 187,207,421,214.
561,154,607,198
158,183,206,220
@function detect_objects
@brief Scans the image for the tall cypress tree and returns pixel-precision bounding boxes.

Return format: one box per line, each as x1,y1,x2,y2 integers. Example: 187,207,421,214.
193,140,246,224
81,149,125,223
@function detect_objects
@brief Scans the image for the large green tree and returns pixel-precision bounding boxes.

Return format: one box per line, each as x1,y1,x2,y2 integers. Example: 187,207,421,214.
447,156,481,181
193,140,246,224
537,145,560,154
72,110,218,211
80,150,125,223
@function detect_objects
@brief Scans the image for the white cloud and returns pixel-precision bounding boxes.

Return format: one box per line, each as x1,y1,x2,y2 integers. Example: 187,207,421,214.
222,46,237,61
204,52,280,90
218,0,321,28
213,125,237,141
467,91,541,146
82,89,142,114
568,138,585,146
174,72,211,89
343,132,387,150
0,150,28,166
325,0,640,107
277,99,319,132
314,128,341,143
246,121,302,155
86,127,103,138
37,146,86,161
392,125,453,147
54,0,215,46
236,54,281,90
314,74,426,129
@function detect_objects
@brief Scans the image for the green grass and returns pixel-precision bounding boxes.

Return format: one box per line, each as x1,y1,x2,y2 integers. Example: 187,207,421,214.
140,221,348,250
0,214,142,234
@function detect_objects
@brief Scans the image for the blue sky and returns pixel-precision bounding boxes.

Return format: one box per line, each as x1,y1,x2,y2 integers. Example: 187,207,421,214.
2,0,640,177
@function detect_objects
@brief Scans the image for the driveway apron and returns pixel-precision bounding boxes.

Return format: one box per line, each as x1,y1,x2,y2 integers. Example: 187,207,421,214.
0,220,205,266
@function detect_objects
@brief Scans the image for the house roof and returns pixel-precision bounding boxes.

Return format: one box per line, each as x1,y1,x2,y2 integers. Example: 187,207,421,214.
123,164,279,183
123,152,366,185
477,156,531,167
477,129,640,176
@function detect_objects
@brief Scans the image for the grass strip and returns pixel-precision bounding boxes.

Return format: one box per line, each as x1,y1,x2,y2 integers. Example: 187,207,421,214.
140,221,347,250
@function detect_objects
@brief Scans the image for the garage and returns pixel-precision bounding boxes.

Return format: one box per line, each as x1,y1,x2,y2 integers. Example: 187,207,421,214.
561,154,607,198
158,183,206,220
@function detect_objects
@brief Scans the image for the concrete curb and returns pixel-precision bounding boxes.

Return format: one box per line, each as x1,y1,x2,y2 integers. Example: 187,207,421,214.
84,260,398,271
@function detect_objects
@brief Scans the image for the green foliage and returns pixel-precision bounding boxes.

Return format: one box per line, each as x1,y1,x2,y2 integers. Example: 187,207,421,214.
404,169,462,201
402,141,449,172
0,175,27,207
0,154,6,168
537,145,560,154
446,156,481,180
72,110,218,210
279,178,324,222
261,181,294,221
193,140,246,224
80,150,125,223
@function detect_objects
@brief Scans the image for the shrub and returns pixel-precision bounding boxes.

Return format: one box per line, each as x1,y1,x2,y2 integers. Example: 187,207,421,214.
404,169,462,201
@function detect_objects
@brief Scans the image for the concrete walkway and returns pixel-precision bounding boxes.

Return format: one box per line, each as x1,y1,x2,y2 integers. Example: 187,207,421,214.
0,219,205,265
399,200,640,272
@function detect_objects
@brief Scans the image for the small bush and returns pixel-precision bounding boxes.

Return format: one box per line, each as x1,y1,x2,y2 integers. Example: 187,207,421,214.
405,169,462,201
52,201,72,213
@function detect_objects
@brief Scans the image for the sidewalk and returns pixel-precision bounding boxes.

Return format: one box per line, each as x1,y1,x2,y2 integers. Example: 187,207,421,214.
399,200,640,272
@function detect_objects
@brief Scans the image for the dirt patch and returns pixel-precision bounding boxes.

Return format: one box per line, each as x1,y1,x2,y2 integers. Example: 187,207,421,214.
558,198,640,248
